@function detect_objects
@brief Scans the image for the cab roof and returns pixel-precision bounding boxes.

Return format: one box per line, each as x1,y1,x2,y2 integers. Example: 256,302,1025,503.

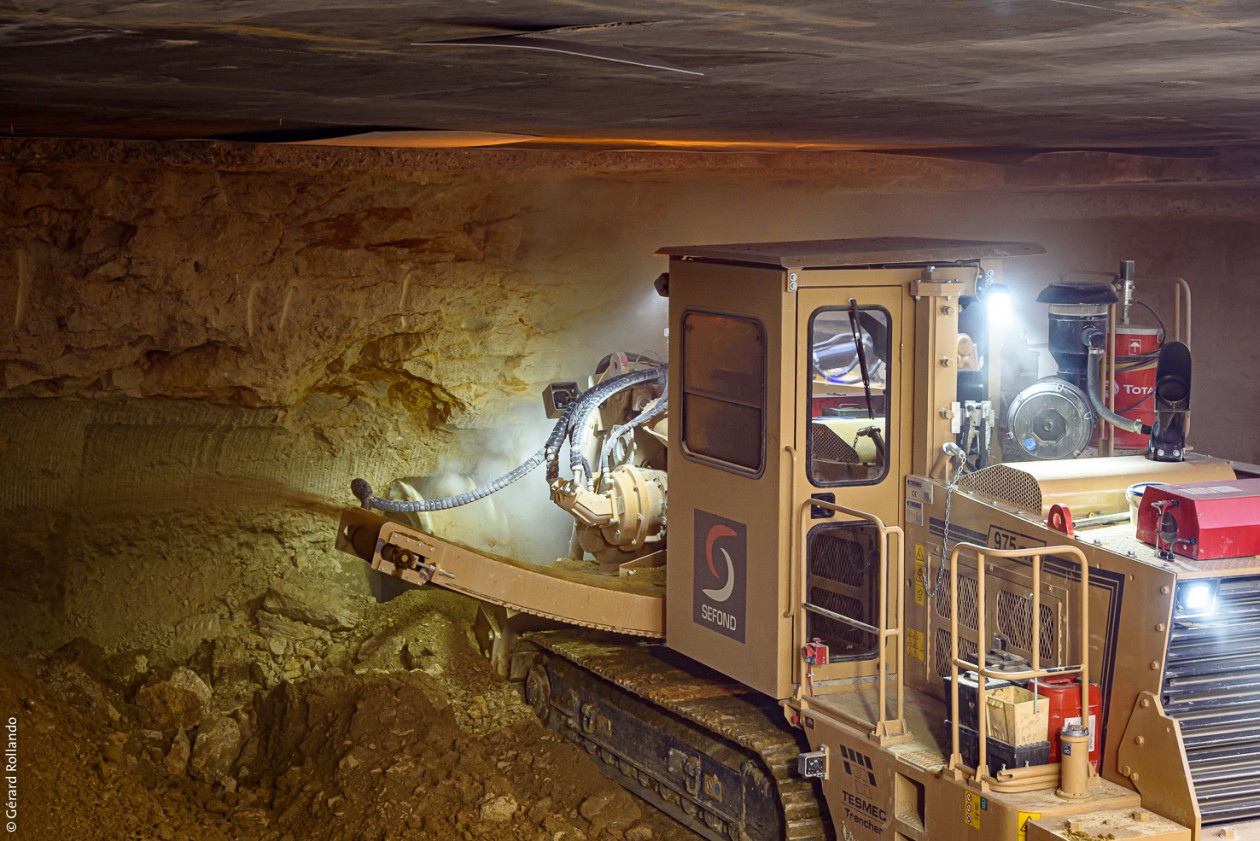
654,237,1045,269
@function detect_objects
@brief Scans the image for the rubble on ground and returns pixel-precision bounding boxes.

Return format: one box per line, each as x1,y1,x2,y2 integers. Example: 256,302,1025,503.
2,585,700,841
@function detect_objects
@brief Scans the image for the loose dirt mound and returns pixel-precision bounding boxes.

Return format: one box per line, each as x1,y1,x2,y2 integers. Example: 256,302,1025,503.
0,587,699,841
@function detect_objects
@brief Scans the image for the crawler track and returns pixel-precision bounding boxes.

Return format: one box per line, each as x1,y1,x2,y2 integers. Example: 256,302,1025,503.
523,629,833,841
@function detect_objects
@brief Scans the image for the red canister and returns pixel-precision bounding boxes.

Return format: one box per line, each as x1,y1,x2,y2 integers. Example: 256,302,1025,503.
1029,676,1101,769
1108,325,1160,448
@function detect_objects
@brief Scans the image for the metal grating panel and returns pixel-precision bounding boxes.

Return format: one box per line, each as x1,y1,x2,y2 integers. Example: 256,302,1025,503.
934,627,979,678
806,522,878,661
995,592,1059,663
996,590,1032,650
937,576,979,631
809,532,866,588
934,628,951,678
957,464,1042,513
808,587,873,656
1039,603,1056,660
936,579,950,620
1163,575,1260,826
811,423,860,464
958,577,978,632
810,587,863,626
994,592,1037,649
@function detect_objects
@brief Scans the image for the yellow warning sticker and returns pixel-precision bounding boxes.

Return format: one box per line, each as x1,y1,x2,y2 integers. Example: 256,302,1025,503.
906,628,925,662
914,544,926,606
964,791,982,830
1017,811,1042,841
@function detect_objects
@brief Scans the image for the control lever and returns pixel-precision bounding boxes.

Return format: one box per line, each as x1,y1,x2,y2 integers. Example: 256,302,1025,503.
1153,498,1181,560
856,426,886,469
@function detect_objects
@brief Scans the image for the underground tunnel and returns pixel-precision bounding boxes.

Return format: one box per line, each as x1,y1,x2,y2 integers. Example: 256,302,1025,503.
2,134,1260,841
10,5,1260,839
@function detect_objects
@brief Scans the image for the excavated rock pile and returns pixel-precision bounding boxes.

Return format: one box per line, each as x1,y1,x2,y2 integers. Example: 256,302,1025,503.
3,583,698,841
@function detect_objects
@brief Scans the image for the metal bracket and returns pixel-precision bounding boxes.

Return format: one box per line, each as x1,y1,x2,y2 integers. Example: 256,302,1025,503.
1115,691,1196,830
668,748,703,795
912,278,963,299
377,535,454,585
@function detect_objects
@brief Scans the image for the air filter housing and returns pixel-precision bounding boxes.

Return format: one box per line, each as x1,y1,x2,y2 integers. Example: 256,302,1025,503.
1036,281,1118,392
1006,377,1095,460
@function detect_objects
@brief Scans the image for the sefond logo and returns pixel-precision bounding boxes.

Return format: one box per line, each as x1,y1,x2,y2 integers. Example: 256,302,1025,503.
693,510,747,643
702,524,738,602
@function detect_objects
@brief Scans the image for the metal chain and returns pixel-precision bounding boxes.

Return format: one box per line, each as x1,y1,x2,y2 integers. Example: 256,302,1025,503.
922,448,966,600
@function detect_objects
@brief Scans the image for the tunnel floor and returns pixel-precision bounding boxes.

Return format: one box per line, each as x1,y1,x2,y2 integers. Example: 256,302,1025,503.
2,584,701,841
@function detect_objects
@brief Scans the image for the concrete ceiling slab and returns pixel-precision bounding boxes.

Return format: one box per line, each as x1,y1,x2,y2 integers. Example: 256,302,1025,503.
4,1,1260,151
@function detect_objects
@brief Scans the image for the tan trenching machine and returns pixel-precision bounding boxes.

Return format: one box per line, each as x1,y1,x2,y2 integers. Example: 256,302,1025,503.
337,239,1260,841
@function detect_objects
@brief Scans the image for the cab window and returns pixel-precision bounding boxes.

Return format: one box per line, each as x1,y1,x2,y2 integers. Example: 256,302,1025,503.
807,303,891,486
681,311,766,474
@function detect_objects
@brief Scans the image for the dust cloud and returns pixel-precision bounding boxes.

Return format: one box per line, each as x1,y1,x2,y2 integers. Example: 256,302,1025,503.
396,403,575,566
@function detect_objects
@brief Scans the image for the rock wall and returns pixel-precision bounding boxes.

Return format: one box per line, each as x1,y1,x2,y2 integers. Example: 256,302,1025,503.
2,140,1258,656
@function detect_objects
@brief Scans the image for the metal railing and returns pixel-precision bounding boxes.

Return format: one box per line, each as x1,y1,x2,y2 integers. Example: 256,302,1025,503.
947,542,1091,783
797,497,907,739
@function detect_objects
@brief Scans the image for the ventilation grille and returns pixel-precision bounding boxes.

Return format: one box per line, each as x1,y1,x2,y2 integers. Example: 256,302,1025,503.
996,591,1057,658
808,587,872,654
936,576,979,632
934,627,979,678
1163,576,1260,827
810,533,866,588
929,572,1063,688
811,423,860,464
957,464,1042,513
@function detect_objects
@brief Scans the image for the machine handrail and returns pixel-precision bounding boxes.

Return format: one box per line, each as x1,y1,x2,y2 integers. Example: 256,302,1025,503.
802,602,880,635
796,497,906,739
946,542,1091,784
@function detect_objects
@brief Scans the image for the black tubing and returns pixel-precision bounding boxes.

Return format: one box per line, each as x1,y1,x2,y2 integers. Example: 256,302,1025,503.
544,397,582,482
355,443,548,513
352,366,664,513
598,394,668,482
355,397,580,513
568,367,666,487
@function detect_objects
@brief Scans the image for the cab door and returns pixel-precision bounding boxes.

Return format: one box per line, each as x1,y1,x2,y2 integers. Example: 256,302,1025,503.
793,282,908,685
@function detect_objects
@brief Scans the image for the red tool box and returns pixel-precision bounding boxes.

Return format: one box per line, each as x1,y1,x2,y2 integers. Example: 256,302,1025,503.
1136,478,1260,560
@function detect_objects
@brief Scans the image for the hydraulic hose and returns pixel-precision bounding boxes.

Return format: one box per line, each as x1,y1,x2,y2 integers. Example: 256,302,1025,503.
598,392,669,482
354,395,581,513
544,399,581,483
1083,330,1150,436
568,367,666,488
352,366,664,513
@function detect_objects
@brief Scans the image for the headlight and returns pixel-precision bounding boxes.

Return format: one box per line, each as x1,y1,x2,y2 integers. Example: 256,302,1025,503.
1175,580,1218,618
984,284,1014,328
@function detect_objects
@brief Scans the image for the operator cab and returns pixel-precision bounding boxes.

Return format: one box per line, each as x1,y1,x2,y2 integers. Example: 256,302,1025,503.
658,237,1043,699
